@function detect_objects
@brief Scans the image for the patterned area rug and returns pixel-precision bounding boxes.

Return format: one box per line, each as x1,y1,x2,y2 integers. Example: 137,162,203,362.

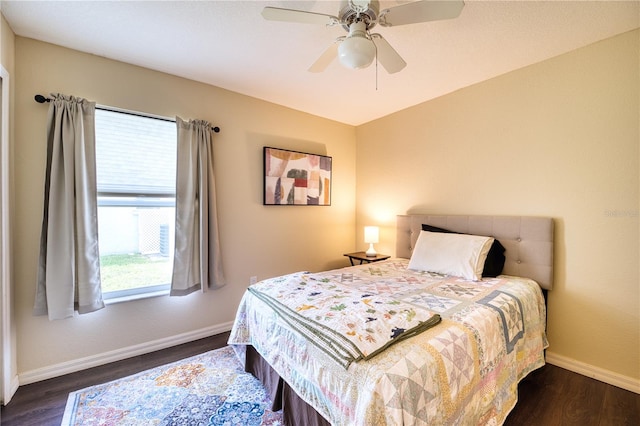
62,346,283,425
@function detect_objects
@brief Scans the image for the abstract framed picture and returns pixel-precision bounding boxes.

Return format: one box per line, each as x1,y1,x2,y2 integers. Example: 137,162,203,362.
263,147,332,205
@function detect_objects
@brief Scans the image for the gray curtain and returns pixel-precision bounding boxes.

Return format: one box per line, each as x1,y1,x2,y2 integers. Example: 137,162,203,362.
171,117,225,296
34,94,104,320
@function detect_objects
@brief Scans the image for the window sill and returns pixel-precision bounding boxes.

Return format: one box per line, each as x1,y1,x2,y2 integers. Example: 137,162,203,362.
104,289,170,305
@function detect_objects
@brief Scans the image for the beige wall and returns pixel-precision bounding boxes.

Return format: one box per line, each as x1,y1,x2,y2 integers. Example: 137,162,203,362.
356,30,639,384
0,13,15,68
13,37,356,377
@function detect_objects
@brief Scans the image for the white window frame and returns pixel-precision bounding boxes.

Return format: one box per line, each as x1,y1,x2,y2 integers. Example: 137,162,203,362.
95,107,176,303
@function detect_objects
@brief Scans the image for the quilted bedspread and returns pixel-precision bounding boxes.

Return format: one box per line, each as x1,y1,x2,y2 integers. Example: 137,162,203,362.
229,259,548,425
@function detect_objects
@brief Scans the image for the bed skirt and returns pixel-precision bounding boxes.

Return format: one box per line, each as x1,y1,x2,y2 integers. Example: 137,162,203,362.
245,345,331,426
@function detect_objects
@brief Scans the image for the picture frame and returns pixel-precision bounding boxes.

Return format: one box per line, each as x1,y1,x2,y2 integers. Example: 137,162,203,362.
263,147,332,206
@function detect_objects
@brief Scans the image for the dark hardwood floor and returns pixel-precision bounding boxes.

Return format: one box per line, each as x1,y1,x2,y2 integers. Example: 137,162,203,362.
2,331,638,426
505,363,639,426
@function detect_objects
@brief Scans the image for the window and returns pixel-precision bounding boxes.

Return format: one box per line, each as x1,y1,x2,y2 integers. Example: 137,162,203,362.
95,109,176,300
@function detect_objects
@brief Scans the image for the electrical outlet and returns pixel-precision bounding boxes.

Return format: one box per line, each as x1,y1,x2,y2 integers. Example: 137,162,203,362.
250,276,258,285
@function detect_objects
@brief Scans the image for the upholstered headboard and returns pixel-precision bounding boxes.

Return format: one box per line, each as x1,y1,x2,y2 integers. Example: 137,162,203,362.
396,215,554,290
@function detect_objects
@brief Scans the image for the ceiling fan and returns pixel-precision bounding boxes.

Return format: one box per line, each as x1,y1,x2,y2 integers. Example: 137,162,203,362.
262,0,465,74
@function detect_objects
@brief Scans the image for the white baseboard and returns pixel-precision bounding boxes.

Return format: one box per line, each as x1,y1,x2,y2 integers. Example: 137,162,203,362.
18,321,234,386
545,351,640,394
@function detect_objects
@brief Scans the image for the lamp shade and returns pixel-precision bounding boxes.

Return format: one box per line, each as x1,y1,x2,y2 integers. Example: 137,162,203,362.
338,21,376,70
364,226,379,244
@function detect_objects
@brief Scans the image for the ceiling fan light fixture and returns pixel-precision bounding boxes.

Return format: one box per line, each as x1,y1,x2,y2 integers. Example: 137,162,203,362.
263,0,465,74
338,21,376,70
338,36,375,69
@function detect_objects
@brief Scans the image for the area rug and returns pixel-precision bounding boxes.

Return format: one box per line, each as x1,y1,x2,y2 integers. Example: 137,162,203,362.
61,345,283,425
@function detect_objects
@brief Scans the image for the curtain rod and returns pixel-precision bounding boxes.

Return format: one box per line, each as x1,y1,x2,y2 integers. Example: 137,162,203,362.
34,94,221,133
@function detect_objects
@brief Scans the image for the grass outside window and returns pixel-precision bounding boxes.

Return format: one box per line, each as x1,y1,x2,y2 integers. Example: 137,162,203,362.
100,254,172,293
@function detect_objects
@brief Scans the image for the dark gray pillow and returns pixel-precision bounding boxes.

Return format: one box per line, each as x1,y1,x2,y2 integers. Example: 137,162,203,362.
421,224,506,278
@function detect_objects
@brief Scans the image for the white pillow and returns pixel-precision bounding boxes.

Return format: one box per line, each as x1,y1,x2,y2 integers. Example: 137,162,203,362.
408,231,494,281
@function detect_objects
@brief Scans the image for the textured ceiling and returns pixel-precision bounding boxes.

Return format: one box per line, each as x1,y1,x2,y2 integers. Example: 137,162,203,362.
2,0,639,125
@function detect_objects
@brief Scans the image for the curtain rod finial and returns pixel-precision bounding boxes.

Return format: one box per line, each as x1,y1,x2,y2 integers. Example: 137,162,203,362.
34,94,50,103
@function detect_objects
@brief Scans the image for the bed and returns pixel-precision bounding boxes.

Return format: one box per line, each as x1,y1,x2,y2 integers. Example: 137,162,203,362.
228,214,554,425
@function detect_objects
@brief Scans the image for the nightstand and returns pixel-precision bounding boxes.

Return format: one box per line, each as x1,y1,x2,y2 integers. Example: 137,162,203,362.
344,251,390,266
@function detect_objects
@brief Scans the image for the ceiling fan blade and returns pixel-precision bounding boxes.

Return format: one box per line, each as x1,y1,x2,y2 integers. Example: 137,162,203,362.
308,41,340,73
379,0,464,27
371,34,406,74
262,6,339,26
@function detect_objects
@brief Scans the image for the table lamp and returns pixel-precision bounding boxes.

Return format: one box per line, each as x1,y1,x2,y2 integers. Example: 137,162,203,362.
364,226,379,257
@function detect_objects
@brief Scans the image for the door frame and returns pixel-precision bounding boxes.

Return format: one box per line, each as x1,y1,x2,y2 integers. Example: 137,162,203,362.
0,65,15,404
